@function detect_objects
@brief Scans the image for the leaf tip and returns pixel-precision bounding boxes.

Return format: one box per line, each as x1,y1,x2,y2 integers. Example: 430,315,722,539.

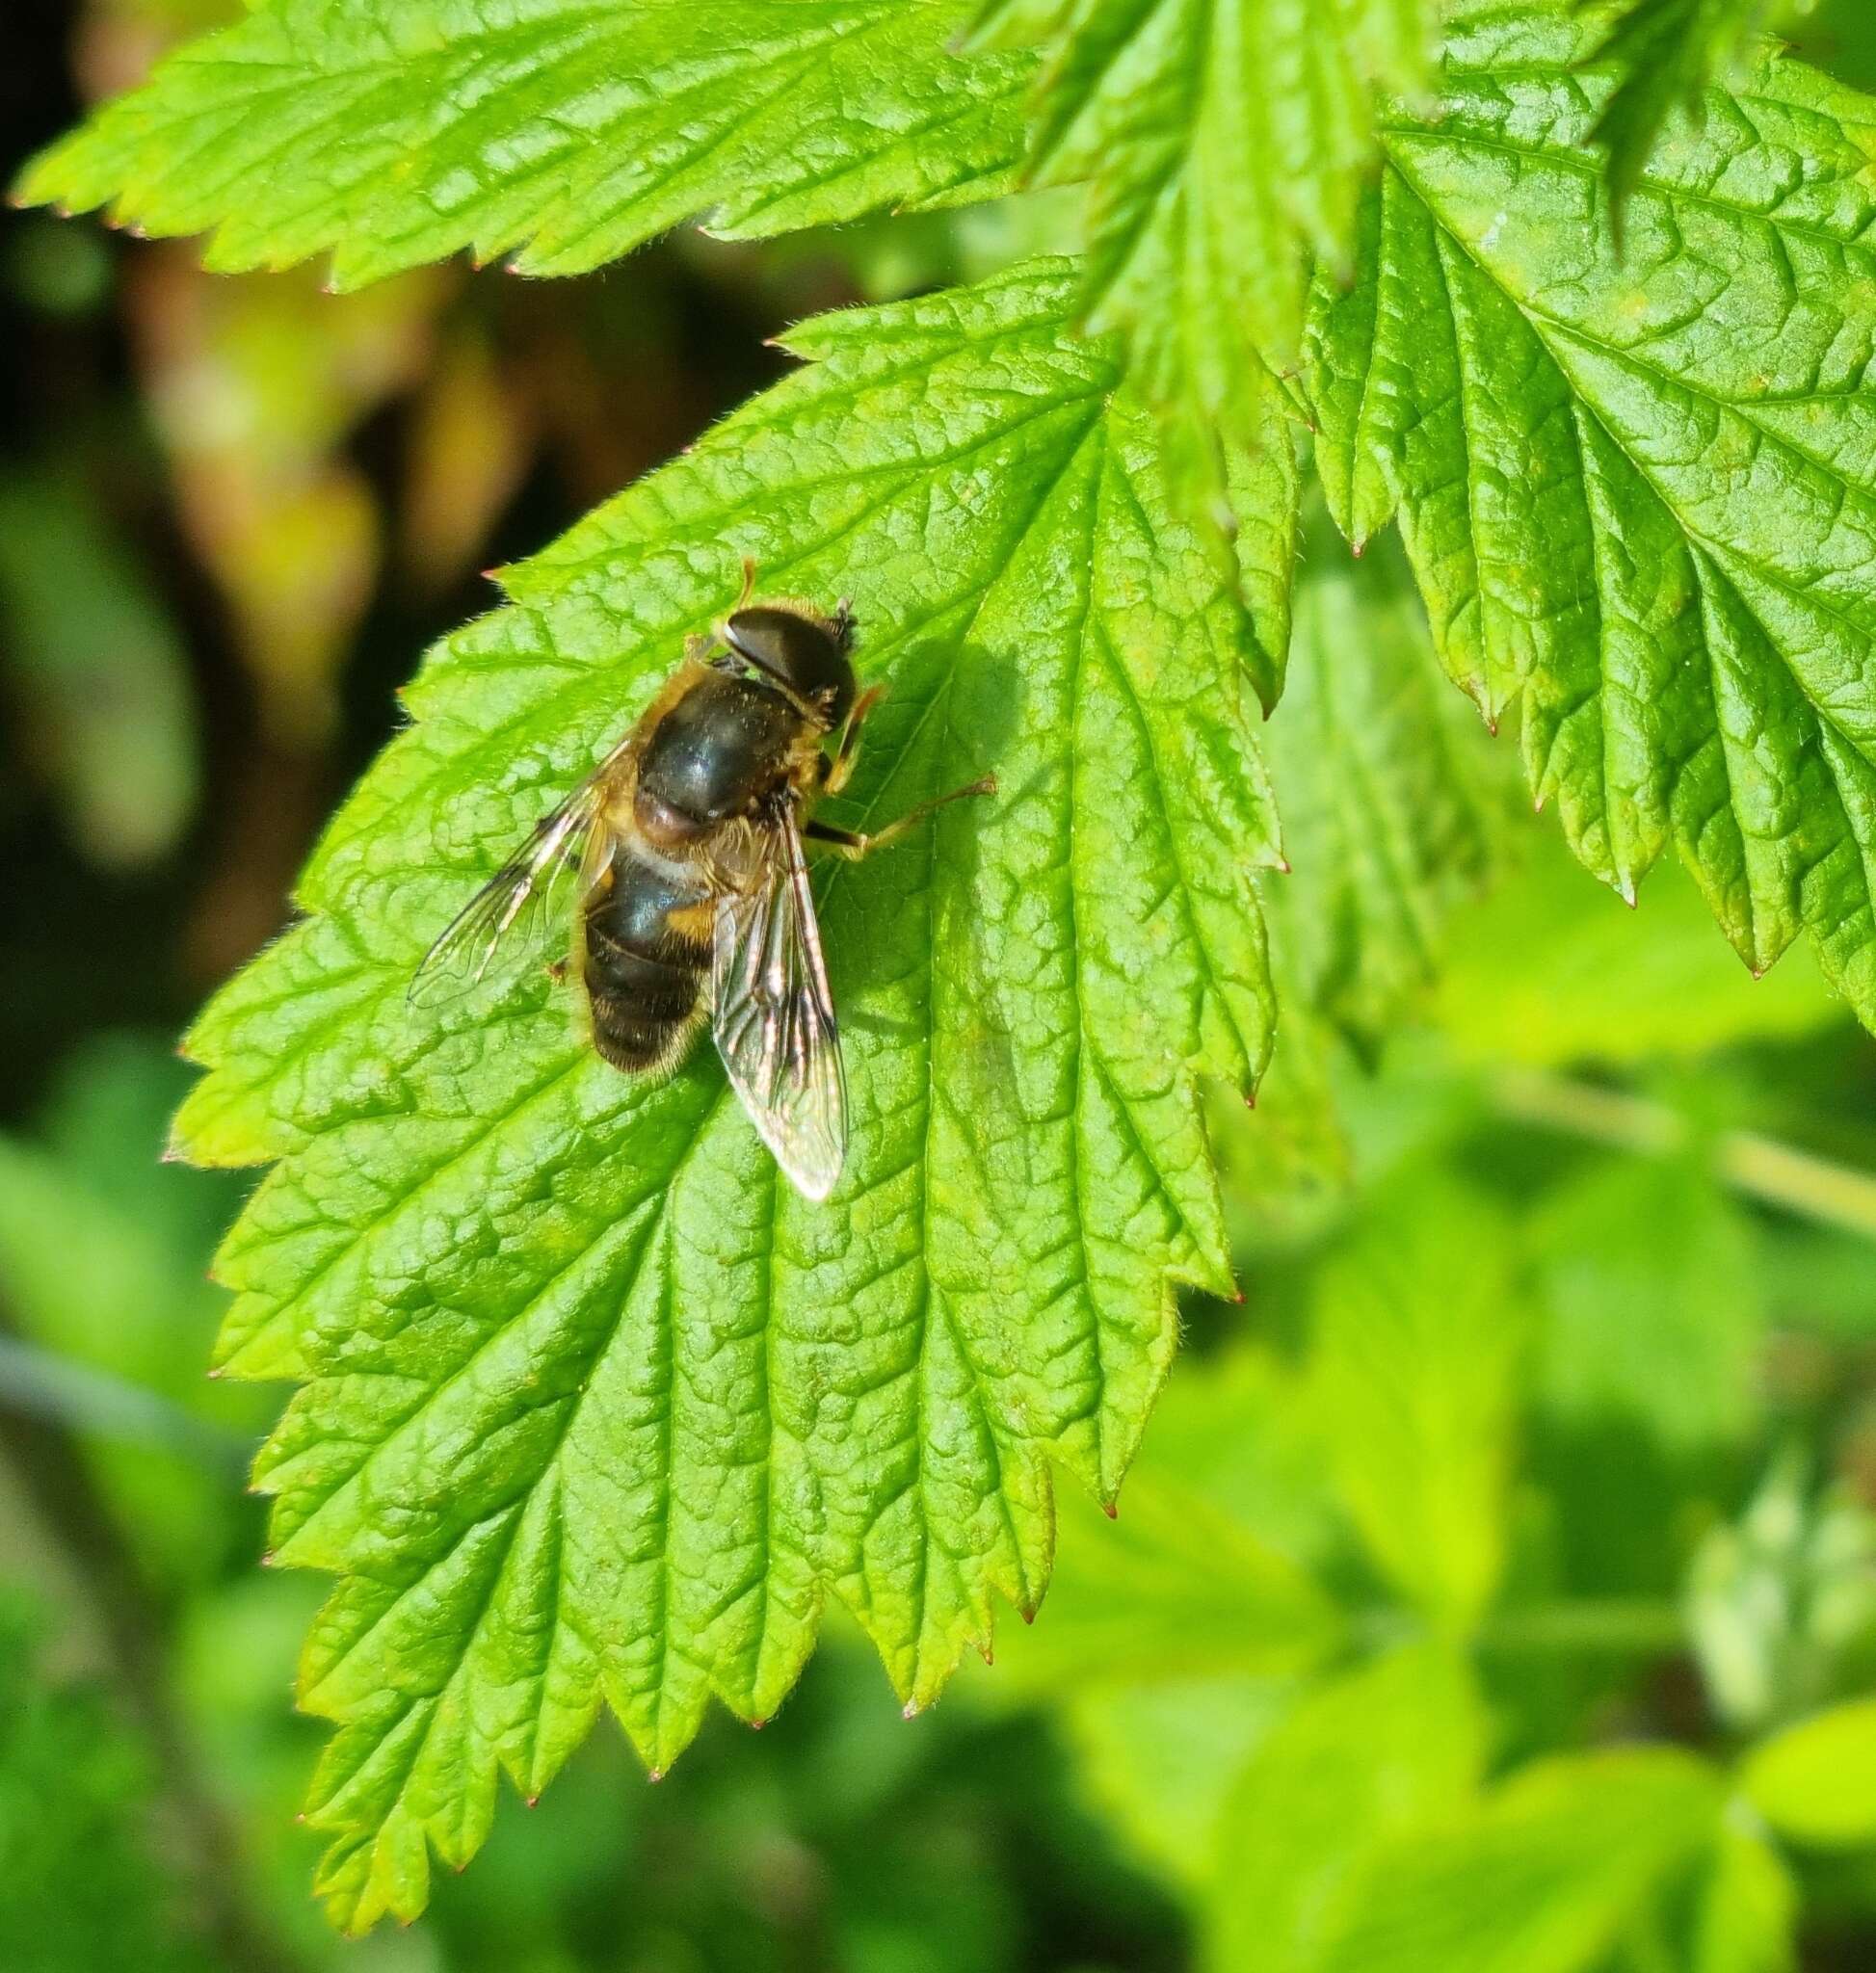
647,1769,665,1785
901,1700,921,1721
1100,1499,1119,1521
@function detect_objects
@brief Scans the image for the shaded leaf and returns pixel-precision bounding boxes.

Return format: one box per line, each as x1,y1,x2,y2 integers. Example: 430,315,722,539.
975,0,1421,567
1314,1748,1725,1973
1204,1644,1488,1973
984,0,1439,364
0,1602,214,1973
1580,0,1772,224
1308,1170,1525,1633
1531,1154,1761,1459
1267,505,1509,1049
0,473,198,868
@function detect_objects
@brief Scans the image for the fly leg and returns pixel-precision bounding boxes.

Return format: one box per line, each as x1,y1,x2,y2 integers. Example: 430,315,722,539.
822,685,886,797
804,775,996,860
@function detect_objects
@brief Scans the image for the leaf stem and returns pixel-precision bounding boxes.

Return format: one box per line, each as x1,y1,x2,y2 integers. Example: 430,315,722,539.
1474,1597,1686,1658
1489,1069,1876,1242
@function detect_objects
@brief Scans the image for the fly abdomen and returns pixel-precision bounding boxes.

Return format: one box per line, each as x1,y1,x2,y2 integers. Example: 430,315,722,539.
583,846,712,1072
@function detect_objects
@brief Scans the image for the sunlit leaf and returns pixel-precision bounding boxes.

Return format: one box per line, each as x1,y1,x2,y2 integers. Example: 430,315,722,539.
1692,1823,1798,1973
169,261,1289,1930
17,0,1033,289
1742,1697,1876,1846
1579,0,1771,224
1307,20,1876,1032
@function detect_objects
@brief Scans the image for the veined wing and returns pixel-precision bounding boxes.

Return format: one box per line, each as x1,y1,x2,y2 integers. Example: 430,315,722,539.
410,744,625,1008
711,804,846,1200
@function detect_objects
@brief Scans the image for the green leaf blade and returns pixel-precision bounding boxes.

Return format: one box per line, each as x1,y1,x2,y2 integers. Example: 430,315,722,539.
1305,32,1876,1028
173,261,1288,1930
1579,0,1770,221
17,0,1034,289
1742,1697,1876,1847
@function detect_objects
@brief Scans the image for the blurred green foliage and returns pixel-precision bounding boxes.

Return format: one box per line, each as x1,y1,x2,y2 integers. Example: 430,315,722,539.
2,0,1875,1966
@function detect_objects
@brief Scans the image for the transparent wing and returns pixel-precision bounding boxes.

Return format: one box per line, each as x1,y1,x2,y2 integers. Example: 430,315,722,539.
410,750,622,1008
711,807,847,1201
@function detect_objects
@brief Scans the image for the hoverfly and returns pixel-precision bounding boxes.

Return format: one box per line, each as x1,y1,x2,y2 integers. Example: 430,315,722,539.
410,567,995,1200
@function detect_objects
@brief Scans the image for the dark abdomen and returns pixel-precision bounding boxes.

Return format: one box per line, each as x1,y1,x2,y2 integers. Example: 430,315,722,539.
583,844,713,1072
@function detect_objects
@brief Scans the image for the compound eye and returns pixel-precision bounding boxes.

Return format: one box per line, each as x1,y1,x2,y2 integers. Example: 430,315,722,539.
725,607,807,682
725,605,853,724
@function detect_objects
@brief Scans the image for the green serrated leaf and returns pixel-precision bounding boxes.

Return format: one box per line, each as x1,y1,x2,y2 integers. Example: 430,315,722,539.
1580,0,1772,224
1307,19,1876,1033
1313,1748,1725,1973
172,260,1289,1931
1309,1169,1525,1634
16,0,1033,290
979,0,1429,564
1000,0,1439,364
